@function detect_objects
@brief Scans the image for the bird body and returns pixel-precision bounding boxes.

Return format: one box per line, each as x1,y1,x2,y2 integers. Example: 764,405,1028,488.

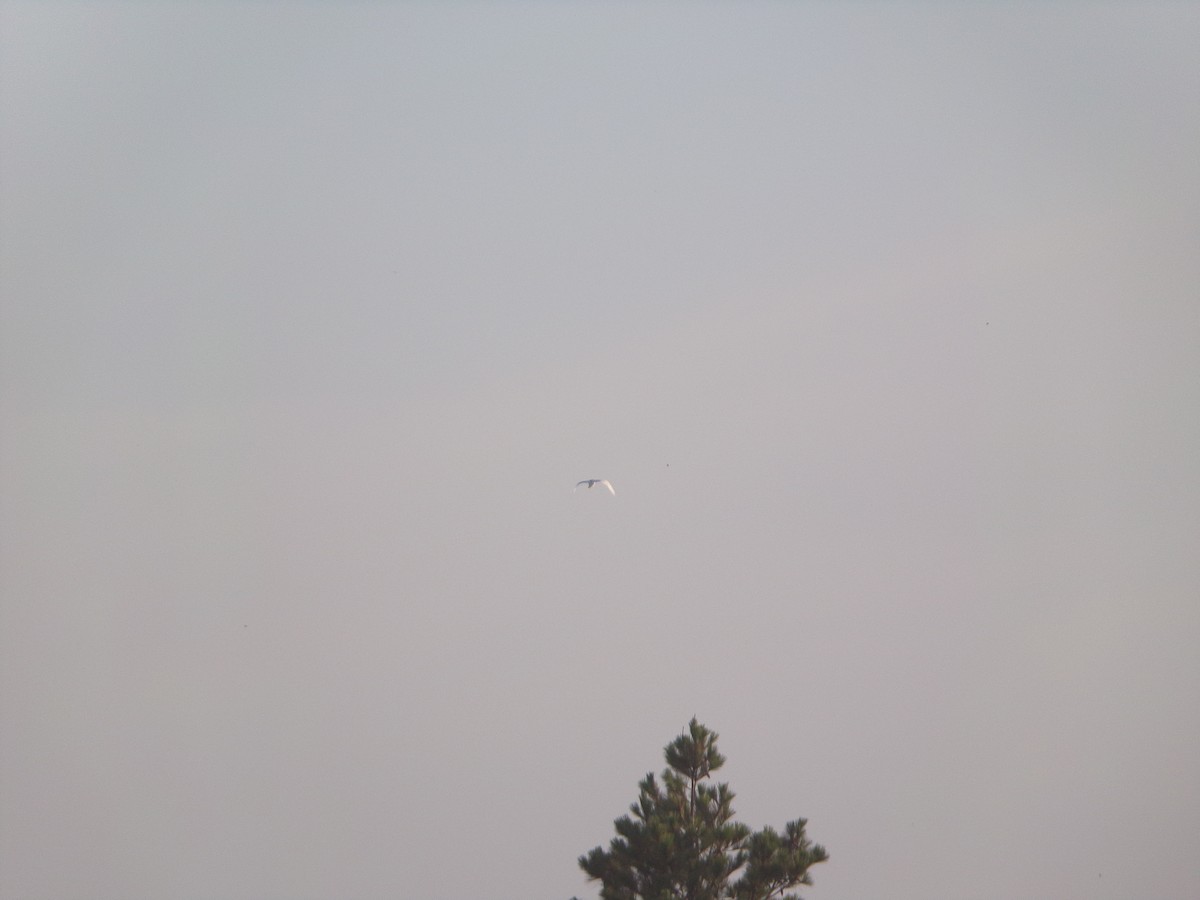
575,479,615,495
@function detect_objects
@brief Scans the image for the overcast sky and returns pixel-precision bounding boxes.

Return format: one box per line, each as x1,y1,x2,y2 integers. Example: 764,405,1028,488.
2,3,1198,899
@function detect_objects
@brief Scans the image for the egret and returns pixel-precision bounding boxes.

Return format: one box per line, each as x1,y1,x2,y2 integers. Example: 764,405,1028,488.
575,479,615,495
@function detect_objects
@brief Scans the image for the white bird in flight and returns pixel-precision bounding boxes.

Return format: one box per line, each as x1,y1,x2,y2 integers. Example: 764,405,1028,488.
575,479,615,495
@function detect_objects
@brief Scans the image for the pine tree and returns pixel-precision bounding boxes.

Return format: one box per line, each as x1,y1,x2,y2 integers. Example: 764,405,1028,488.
577,719,828,900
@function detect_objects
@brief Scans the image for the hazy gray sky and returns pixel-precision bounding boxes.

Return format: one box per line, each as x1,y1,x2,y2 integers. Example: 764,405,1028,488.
2,3,1198,899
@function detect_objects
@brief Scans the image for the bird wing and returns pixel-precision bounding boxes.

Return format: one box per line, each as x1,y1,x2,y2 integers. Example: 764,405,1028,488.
600,480,615,495
575,480,589,490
